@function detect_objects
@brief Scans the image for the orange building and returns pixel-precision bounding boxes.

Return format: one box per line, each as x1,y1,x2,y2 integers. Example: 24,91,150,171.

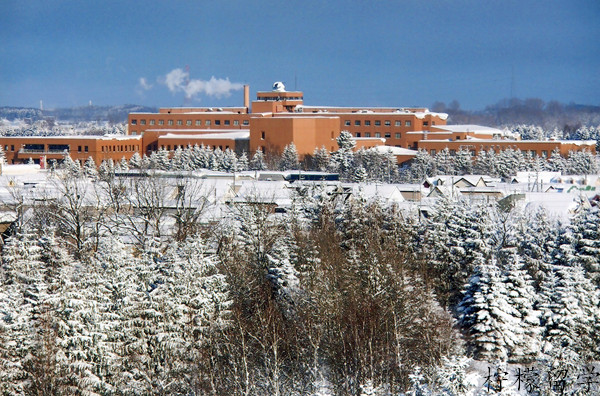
0,135,142,166
0,82,594,168
127,82,451,158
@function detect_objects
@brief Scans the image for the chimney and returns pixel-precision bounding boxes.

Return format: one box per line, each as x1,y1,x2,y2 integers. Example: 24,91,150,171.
243,85,250,112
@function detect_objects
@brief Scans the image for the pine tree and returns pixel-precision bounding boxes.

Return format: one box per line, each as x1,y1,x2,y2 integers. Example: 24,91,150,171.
434,148,455,175
547,148,567,173
280,142,300,170
237,151,249,171
221,148,238,172
128,151,142,169
566,149,599,175
312,146,330,172
454,147,473,175
83,156,97,179
250,147,267,170
473,149,498,177
567,206,600,286
149,147,170,170
409,149,434,182
458,254,520,362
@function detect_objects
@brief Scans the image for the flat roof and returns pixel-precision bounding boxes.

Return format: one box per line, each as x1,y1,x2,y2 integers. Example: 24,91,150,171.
159,131,249,140
0,134,141,141
144,128,248,133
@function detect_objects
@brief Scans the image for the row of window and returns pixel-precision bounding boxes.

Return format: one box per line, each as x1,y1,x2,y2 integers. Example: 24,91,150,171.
345,120,413,127
428,148,551,158
159,144,230,151
131,119,249,127
101,145,139,153
355,132,402,139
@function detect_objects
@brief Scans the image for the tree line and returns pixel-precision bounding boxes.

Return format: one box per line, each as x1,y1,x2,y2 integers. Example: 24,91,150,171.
0,166,599,394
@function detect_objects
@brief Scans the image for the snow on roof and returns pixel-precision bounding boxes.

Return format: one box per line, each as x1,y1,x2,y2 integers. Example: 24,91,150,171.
161,131,250,140
1,164,42,175
368,146,418,156
432,124,505,135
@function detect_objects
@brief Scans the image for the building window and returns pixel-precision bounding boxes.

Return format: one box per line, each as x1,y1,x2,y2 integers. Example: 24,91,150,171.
355,120,361,126
395,121,401,126
345,120,351,126
177,120,183,125
356,132,361,137
449,149,456,156
432,121,436,125
395,133,401,139
196,120,201,126
140,119,146,125
242,120,249,125
77,146,81,152
375,132,381,138
168,120,174,126
234,120,239,126
430,149,436,155
375,120,381,126
131,119,137,125
365,120,371,126
405,121,411,127
423,121,429,126
159,120,164,125
261,131,265,140
150,120,155,125
385,133,391,138
365,132,371,137
224,120,230,125
385,120,391,126
167,145,171,151
186,120,192,126
542,150,548,158
131,131,137,136
205,120,211,126
215,120,221,125
3,145,6,151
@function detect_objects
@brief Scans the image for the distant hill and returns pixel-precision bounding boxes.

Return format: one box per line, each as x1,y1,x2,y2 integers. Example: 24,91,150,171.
0,104,158,123
434,98,600,132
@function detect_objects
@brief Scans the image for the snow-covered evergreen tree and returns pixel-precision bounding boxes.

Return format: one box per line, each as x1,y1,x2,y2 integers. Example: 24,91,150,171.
83,156,97,179
250,147,267,170
128,151,142,169
280,142,300,170
566,149,599,175
149,147,170,170
221,148,237,172
567,206,600,285
458,254,521,361
473,149,498,177
434,147,455,175
312,146,330,172
236,151,249,171
547,148,567,173
409,149,434,182
454,147,473,175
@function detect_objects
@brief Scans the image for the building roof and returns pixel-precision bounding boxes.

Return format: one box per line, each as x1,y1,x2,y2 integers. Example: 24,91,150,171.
160,131,250,140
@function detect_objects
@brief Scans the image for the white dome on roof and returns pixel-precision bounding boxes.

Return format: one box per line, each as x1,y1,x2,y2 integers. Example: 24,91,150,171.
272,81,286,92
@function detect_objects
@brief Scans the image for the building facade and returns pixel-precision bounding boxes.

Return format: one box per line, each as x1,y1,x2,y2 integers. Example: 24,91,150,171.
0,82,595,167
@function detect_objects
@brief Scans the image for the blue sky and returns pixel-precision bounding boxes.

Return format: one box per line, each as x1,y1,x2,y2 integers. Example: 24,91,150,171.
1,0,599,110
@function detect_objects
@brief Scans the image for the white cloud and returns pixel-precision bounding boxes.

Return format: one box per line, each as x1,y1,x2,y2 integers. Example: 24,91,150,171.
160,68,243,99
138,77,153,91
